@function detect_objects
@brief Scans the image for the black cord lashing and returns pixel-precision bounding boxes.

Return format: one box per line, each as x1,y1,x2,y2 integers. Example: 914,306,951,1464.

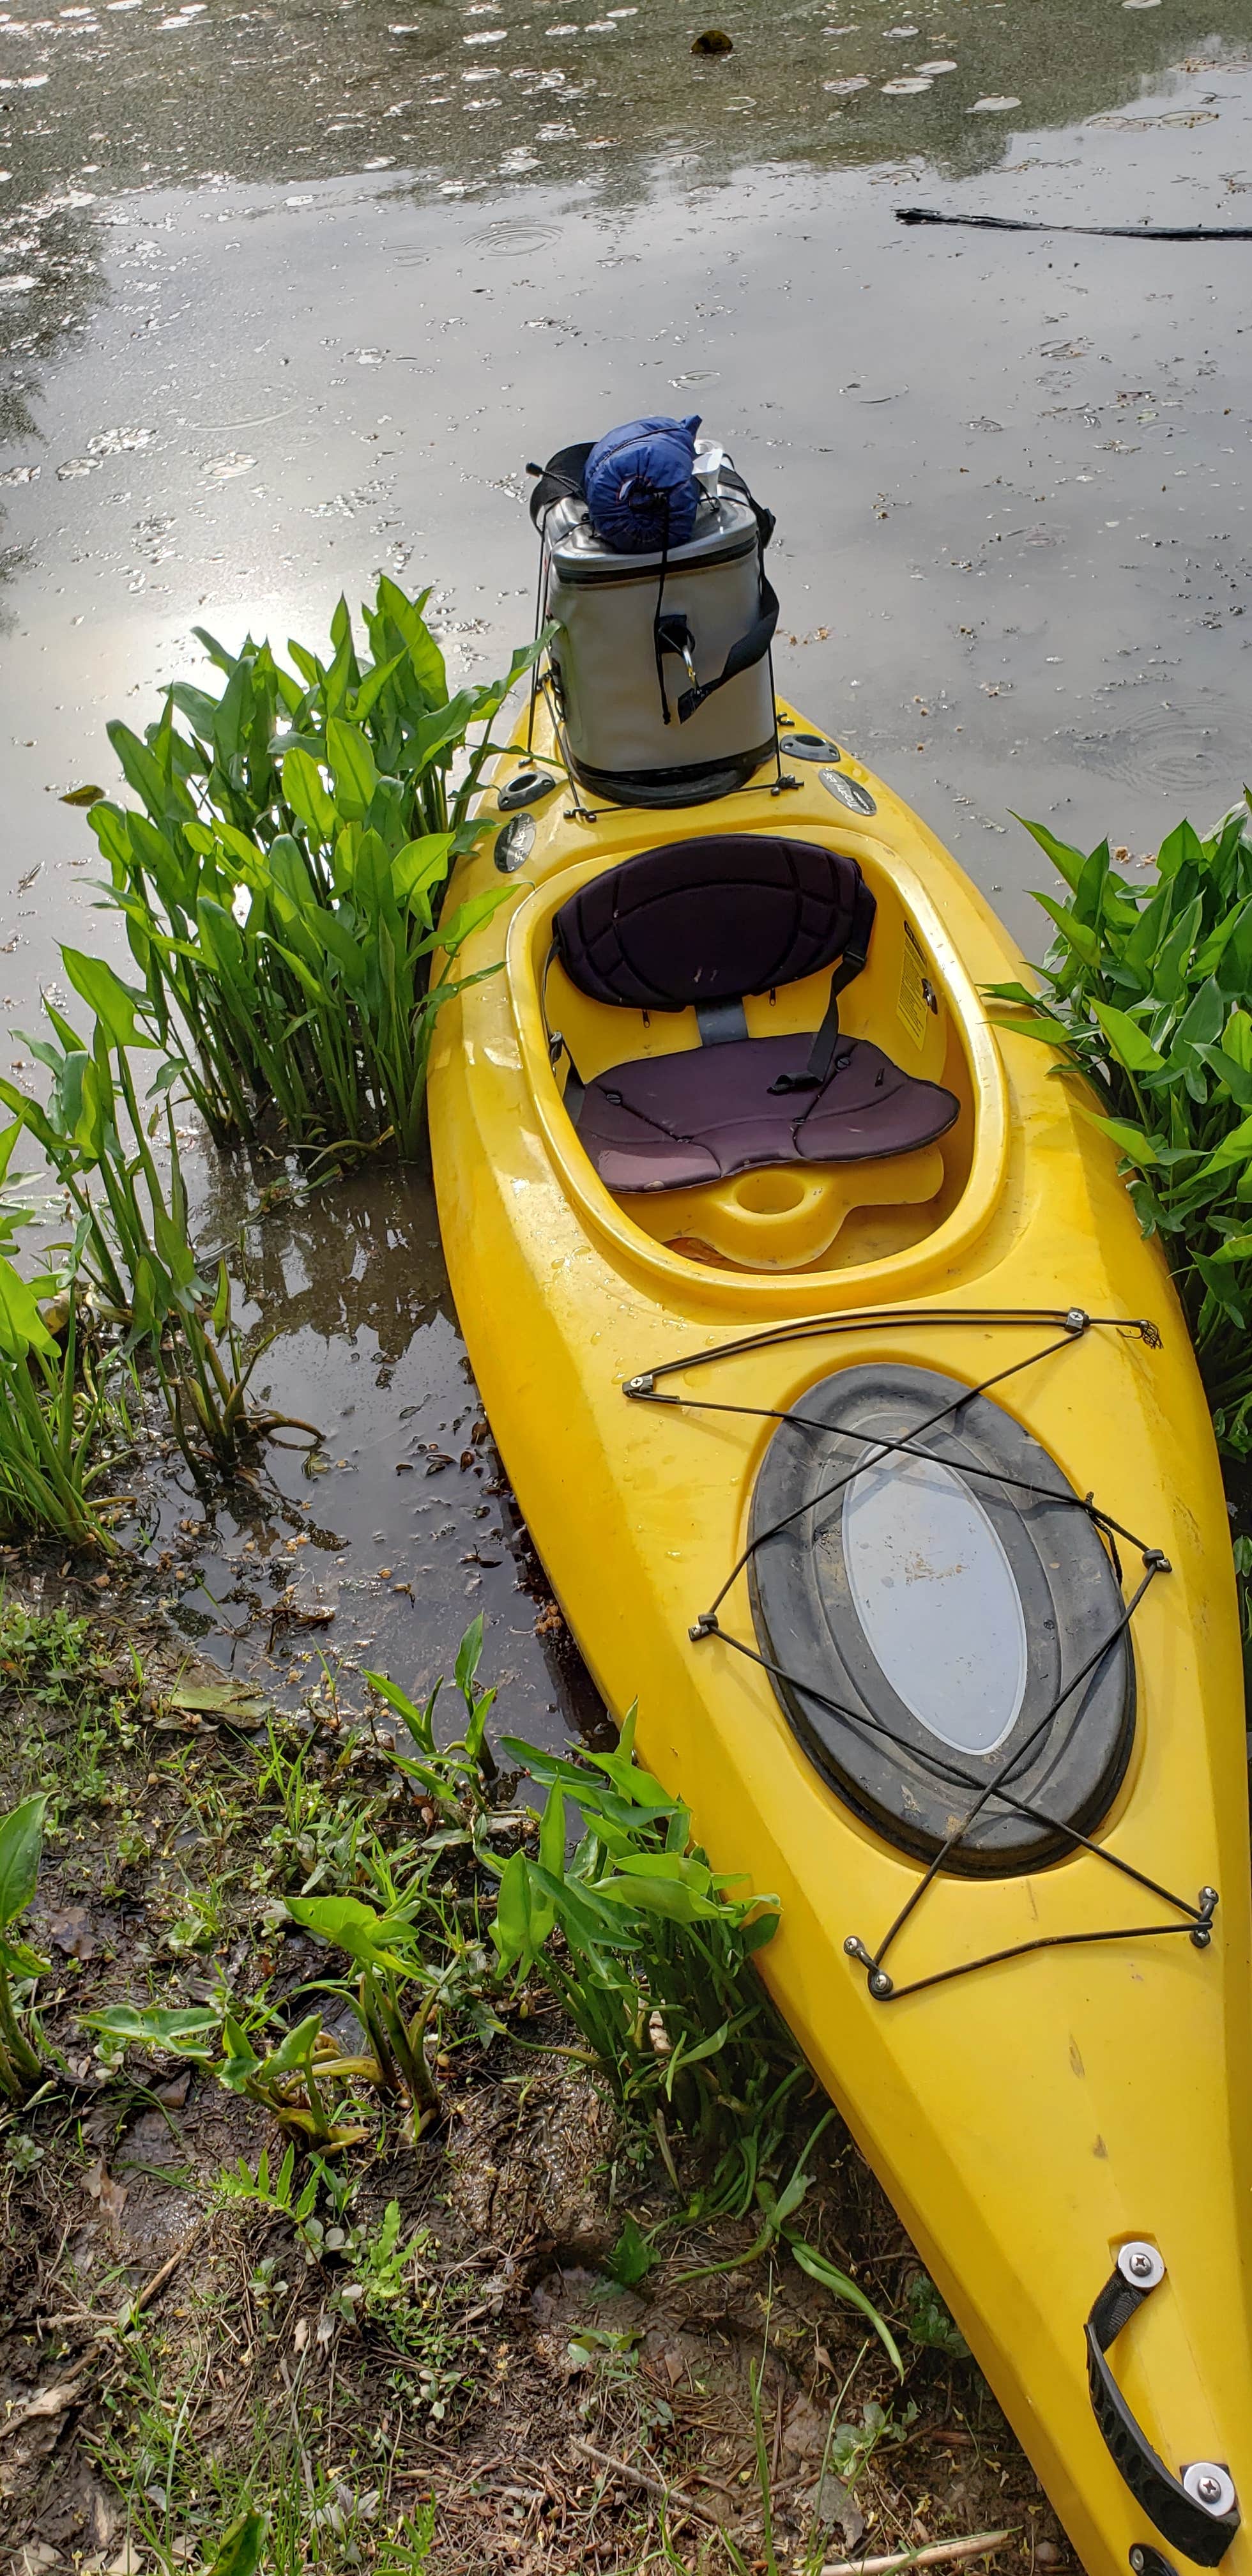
623,1303,1217,2004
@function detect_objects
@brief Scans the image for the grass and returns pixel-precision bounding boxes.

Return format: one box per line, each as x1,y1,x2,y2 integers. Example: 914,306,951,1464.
83,579,544,1162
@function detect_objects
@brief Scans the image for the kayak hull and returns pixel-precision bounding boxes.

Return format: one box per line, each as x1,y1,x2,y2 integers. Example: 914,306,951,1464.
429,710,1252,2576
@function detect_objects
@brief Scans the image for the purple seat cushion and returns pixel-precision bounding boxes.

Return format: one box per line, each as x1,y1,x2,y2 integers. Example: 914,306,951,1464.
553,835,872,1013
574,1034,959,1195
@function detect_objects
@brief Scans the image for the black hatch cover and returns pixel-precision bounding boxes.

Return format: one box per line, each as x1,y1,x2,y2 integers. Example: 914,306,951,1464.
747,1362,1135,1875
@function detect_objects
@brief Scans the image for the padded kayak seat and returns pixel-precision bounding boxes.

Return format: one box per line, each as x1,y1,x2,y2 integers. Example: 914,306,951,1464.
549,833,959,1196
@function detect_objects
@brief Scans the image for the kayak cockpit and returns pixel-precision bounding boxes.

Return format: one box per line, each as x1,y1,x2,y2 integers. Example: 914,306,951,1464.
511,823,988,1276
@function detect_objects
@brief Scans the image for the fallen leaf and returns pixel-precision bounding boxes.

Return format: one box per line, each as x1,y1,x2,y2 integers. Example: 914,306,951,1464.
1,2373,89,2435
59,785,105,808
83,2158,128,2222
47,1903,99,1960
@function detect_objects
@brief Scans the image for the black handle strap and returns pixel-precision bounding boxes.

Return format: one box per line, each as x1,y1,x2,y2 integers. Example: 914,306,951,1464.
1085,2261,1239,2566
768,880,877,1096
675,571,781,725
659,462,779,726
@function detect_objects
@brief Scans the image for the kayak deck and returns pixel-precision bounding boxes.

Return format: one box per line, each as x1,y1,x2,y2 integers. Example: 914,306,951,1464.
429,709,1252,2576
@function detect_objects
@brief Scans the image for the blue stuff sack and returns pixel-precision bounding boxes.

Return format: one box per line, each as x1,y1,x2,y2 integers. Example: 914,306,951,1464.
583,414,703,554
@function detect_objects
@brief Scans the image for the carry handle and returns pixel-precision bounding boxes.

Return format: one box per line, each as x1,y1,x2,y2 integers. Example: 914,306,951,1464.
670,462,778,724
1085,2247,1239,2567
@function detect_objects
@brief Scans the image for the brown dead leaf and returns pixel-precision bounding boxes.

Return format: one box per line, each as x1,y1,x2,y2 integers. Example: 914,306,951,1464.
83,2158,128,2223
47,1903,99,1961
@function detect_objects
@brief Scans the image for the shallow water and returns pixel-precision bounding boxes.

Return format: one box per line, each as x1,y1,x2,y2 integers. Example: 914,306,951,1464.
1,0,1249,1731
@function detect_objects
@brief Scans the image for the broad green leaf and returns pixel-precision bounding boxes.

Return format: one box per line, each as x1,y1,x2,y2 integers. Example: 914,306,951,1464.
1170,976,1225,1055
1091,1003,1165,1077
1079,1110,1165,1167
218,2014,263,2092
1156,818,1205,880
490,1846,556,1973
264,2009,325,2078
90,2004,221,2057
0,1261,56,1362
981,979,1041,1008
60,948,149,1054
1031,891,1101,967
419,882,514,962
1198,1114,1252,1180
0,1795,47,1929
282,746,337,843
1197,1044,1252,1110
200,2508,270,2576
285,1892,417,1975
377,574,448,703
326,717,379,822
985,1012,1075,1046
1011,815,1087,893
592,1873,723,1922
607,2216,656,2288
392,834,453,916
350,648,406,725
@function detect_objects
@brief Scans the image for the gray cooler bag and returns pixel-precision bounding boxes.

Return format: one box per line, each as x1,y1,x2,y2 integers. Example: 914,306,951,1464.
531,447,779,808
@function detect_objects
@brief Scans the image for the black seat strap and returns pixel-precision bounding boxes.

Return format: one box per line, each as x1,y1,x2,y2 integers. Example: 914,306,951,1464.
695,999,749,1046
768,880,877,1096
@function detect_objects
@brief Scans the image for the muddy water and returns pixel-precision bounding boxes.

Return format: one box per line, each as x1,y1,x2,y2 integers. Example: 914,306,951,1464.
1,0,1250,1733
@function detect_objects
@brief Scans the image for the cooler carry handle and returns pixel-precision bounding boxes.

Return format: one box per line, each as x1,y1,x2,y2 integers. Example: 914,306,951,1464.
663,466,779,726
1085,2244,1239,2566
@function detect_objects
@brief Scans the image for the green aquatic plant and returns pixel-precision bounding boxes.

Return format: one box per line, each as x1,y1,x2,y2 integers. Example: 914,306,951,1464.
986,797,1252,1453
489,1709,782,2144
89,1998,376,2150
84,579,545,1161
0,951,309,1476
284,1888,444,2128
0,1795,52,2102
0,1264,128,1550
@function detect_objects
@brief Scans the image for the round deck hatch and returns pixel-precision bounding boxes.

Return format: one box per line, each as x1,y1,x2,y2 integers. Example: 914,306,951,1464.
747,1362,1135,1874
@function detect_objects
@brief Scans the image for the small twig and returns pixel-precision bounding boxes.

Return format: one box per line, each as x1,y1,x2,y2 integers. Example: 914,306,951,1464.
820,2530,1015,2576
122,2216,208,2323
571,2438,723,2531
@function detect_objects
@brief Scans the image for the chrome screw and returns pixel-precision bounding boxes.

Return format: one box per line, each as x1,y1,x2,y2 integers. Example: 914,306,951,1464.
1127,2250,1156,2280
1182,2463,1236,2519
1129,2550,1146,2573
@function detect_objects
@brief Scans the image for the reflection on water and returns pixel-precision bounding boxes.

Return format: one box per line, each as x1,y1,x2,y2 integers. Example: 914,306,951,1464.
129,1162,609,1746
0,0,1249,210
1,0,1250,1741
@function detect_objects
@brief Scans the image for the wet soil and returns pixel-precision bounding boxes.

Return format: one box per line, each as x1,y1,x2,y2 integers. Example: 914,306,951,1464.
0,1579,1071,2575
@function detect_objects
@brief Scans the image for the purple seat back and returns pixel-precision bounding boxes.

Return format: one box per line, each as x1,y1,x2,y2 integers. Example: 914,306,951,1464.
552,835,873,1012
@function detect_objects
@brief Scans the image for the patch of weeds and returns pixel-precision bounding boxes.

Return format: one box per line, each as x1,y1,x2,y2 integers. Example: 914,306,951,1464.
905,2268,972,2359
252,1714,381,1895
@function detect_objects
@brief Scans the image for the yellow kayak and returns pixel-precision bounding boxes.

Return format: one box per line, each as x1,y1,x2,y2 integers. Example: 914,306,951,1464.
428,700,1252,2576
